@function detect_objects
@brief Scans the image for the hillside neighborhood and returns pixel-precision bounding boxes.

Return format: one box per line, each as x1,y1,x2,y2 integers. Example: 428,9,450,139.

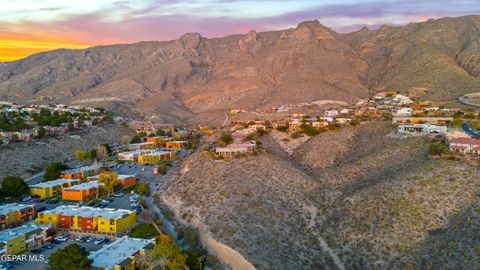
0,89,479,270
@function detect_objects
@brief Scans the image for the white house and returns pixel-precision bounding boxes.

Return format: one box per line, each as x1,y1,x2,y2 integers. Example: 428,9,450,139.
324,110,339,117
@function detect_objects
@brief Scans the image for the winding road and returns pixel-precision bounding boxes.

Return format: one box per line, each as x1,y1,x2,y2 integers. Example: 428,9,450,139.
461,122,480,139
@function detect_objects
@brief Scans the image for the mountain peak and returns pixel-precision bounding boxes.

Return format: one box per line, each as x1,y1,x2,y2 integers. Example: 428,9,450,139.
297,20,322,29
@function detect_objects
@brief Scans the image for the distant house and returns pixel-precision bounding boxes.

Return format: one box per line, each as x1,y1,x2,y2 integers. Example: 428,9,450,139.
324,110,339,117
335,118,352,124
215,141,257,157
312,121,329,128
397,124,447,135
392,117,453,125
395,108,413,116
165,141,189,149
449,137,480,156
129,142,157,150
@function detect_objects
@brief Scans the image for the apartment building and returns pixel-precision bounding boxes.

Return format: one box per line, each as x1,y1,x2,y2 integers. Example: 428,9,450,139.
88,236,155,270
61,164,105,179
36,205,136,235
30,179,80,198
88,175,137,189
0,203,36,229
0,223,49,255
62,181,104,201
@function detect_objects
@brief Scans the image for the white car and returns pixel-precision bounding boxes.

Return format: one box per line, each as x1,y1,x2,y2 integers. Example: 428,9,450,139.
86,236,96,243
55,235,68,242
94,237,107,245
75,235,86,242
21,196,32,202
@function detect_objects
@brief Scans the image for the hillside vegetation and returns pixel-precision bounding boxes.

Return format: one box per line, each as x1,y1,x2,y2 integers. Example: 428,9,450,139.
161,121,480,269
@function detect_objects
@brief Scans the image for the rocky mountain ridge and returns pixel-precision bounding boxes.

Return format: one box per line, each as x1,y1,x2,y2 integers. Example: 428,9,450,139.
1,16,480,123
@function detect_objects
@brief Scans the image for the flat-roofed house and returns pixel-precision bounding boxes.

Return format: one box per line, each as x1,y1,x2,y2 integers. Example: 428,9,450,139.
397,124,447,135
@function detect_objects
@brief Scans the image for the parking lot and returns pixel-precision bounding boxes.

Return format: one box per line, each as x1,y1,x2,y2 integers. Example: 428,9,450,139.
2,236,104,270
2,162,161,270
24,162,155,212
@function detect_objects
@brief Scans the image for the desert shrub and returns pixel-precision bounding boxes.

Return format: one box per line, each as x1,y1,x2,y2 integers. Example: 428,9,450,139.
300,124,319,136
276,125,289,132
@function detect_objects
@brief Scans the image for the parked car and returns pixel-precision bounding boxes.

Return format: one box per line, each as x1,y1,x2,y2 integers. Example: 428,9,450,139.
0,262,12,269
30,249,42,254
130,203,139,208
112,192,125,197
75,235,86,242
50,239,61,244
36,206,47,212
54,235,68,242
50,199,59,204
129,194,139,203
87,201,96,206
33,198,43,203
42,243,54,249
94,236,107,245
21,196,32,202
86,236,96,243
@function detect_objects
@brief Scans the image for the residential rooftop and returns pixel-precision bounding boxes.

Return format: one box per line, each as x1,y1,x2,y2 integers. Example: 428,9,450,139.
0,223,45,242
0,203,34,216
61,163,105,174
30,178,78,189
63,181,104,191
88,175,135,181
43,205,134,219
88,236,155,269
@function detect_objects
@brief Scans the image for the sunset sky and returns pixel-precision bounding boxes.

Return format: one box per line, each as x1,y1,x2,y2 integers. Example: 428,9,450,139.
0,0,478,62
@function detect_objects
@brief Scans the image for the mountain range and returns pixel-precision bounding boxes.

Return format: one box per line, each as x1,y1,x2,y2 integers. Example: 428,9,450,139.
1,15,480,123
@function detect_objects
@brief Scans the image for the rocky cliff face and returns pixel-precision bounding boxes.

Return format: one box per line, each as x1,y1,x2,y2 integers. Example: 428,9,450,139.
1,16,480,122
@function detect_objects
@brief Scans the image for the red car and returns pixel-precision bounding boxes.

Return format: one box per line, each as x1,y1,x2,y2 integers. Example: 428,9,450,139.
33,198,43,203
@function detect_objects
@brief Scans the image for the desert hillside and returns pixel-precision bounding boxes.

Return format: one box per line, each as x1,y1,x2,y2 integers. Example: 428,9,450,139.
2,16,480,123
161,121,480,269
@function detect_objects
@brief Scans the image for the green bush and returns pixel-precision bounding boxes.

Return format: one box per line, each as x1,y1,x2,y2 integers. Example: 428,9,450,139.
276,125,289,132
300,124,319,136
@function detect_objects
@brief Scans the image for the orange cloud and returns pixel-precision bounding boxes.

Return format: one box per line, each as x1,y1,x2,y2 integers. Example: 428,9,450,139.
0,33,93,62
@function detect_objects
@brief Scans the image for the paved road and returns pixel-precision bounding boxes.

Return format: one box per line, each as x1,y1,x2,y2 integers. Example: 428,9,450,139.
458,95,480,108
462,122,480,139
